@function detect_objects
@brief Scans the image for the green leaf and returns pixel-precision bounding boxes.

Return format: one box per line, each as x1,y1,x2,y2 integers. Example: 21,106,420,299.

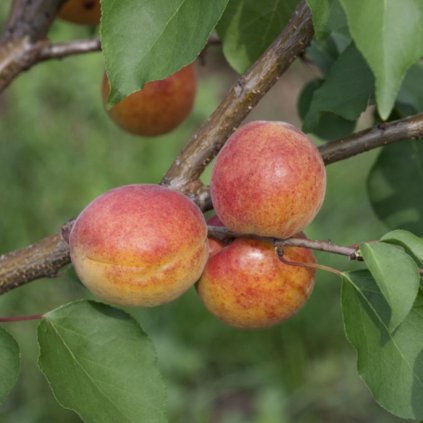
303,43,373,132
0,326,20,404
339,0,423,119
381,230,423,266
101,0,229,104
217,0,299,74
306,0,347,40
38,300,167,423
397,63,423,116
367,140,423,234
342,271,423,419
298,79,355,140
361,242,419,331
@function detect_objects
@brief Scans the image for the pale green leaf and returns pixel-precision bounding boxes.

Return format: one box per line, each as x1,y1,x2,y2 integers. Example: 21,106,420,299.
339,0,423,119
381,230,423,265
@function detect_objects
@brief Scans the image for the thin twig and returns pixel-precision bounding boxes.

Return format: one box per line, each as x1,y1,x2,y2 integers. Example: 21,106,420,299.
0,0,67,92
38,39,101,61
0,314,43,323
208,226,362,260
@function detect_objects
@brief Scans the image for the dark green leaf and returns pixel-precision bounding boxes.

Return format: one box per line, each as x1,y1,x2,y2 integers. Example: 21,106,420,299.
339,0,423,119
303,43,373,132
101,0,229,104
397,63,423,116
298,78,355,140
217,0,299,73
361,242,419,331
306,0,347,40
381,230,423,266
0,326,20,404
38,300,167,423
342,271,423,419
367,140,423,234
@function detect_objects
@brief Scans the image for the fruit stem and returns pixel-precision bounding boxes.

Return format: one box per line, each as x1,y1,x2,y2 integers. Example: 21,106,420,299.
0,313,43,323
275,245,342,276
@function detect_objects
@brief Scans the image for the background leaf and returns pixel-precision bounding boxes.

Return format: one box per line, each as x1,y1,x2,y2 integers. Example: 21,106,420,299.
0,326,20,404
302,43,373,133
306,0,347,40
217,0,298,73
38,300,167,423
361,242,419,331
367,140,423,234
381,229,423,265
298,79,355,140
101,0,229,104
342,271,423,419
396,62,423,116
339,0,423,119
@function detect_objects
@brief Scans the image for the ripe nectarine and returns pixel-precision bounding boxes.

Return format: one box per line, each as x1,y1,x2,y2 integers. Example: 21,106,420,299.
69,184,208,307
211,121,326,238
102,64,197,137
58,0,101,25
197,238,315,328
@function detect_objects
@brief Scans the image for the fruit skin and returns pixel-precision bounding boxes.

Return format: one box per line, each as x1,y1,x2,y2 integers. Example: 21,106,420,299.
102,64,196,137
207,215,226,256
211,121,326,239
58,0,101,26
69,184,209,307
197,238,315,329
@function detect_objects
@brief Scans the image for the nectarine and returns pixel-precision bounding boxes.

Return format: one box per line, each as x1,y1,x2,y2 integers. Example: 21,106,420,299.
69,184,208,307
197,238,315,328
58,0,101,25
211,121,326,238
102,64,196,137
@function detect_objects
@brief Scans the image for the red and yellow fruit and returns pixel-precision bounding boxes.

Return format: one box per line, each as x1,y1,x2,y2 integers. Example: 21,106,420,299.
69,184,208,307
58,0,101,25
102,64,197,137
211,121,326,239
197,238,315,329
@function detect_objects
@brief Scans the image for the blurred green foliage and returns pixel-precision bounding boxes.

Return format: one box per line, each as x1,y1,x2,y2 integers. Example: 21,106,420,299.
0,5,401,423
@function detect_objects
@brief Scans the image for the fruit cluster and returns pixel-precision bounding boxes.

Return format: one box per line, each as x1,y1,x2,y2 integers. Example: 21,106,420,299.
69,119,326,329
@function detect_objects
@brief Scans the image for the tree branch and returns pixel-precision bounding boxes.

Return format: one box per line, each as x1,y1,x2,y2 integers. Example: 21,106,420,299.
38,39,101,61
320,113,423,165
0,0,67,93
161,0,314,193
0,221,72,295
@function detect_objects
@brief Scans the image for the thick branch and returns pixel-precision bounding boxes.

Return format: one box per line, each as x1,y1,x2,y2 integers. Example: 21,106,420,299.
0,221,72,294
320,113,423,164
161,0,314,192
